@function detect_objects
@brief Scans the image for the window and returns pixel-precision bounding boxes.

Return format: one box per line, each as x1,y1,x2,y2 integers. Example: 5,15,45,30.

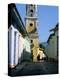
30,23,33,27
30,9,33,17
31,40,33,43
30,9,33,13
31,50,33,53
30,13,33,17
37,54,40,61
30,4,33,6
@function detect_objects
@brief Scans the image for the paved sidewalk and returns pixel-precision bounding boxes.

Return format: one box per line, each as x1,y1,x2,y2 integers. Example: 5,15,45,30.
9,61,58,76
9,62,27,76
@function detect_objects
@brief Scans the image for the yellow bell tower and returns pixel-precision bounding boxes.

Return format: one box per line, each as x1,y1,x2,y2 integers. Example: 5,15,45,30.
25,4,39,62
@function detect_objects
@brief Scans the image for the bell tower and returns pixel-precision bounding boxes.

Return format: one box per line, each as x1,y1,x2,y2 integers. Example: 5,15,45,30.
25,4,39,62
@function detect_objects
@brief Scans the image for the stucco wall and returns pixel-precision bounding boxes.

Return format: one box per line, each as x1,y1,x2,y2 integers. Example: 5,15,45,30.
8,25,25,68
46,31,58,60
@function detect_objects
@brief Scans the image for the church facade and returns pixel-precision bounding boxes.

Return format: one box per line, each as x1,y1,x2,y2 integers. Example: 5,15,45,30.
25,4,40,62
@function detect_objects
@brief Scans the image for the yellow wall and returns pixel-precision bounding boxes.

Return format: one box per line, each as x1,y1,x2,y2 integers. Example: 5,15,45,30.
26,20,35,33
32,47,38,62
31,38,40,62
33,39,39,47
25,5,39,62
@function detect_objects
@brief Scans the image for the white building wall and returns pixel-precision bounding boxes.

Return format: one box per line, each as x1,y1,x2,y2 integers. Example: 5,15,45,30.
47,37,54,59
8,25,24,68
14,29,19,65
46,32,58,60
8,25,31,68
8,25,15,67
54,36,58,60
18,34,24,59
24,37,31,53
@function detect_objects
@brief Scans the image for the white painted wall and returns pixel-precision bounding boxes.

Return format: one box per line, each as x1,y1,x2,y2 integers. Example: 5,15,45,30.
8,25,25,67
8,25,31,68
8,25,15,67
46,31,58,60
18,34,24,59
14,29,19,65
24,37,31,53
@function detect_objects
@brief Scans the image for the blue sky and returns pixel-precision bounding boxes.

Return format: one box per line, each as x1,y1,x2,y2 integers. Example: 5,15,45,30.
16,4,58,43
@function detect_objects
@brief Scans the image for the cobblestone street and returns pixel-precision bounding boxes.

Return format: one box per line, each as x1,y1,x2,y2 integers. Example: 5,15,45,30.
9,61,58,76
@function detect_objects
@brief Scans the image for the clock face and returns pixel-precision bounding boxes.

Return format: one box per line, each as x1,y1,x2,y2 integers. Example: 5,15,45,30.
26,19,36,33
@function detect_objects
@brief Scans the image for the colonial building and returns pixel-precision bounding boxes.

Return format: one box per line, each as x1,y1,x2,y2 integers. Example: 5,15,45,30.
46,23,58,61
8,3,31,68
25,4,40,62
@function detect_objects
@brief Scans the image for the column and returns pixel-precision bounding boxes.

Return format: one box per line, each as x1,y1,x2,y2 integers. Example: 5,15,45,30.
9,25,15,68
14,30,19,65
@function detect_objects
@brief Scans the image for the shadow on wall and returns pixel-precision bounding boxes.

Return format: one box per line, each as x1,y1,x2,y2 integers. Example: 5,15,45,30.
20,49,32,62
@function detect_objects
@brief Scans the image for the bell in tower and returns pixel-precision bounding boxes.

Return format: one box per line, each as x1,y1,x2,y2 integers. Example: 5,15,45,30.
25,4,39,62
